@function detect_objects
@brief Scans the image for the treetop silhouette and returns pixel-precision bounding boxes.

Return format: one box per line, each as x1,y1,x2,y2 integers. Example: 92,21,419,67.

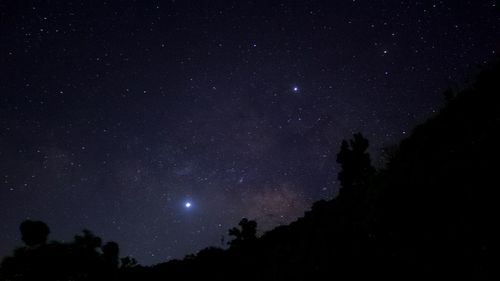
228,218,258,248
19,220,50,247
336,133,375,194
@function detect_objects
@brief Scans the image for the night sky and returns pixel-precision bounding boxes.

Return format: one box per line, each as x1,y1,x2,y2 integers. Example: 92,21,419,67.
1,1,498,265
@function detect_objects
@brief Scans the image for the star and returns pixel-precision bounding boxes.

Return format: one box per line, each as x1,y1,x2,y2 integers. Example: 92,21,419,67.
185,202,192,208
292,86,299,93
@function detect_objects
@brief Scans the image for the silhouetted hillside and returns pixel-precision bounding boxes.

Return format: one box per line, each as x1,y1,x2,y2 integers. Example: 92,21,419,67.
145,62,499,280
1,62,498,280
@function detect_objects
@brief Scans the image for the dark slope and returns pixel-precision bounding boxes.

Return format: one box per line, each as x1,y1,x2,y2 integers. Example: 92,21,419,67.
372,63,500,279
143,63,499,280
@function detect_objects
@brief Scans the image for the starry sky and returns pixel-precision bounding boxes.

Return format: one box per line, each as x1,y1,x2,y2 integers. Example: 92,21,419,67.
0,1,498,265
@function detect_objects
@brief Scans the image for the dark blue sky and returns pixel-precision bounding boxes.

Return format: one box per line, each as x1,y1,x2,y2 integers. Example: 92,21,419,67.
1,0,498,265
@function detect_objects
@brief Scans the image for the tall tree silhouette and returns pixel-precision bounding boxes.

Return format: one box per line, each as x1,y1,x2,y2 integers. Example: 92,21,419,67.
336,133,375,195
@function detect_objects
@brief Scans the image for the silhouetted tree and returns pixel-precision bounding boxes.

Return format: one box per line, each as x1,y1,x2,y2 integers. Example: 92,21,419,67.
102,241,120,269
19,220,50,247
336,133,375,193
73,229,102,249
228,218,257,248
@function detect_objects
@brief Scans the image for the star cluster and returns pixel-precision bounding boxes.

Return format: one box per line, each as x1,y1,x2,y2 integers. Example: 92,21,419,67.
0,1,498,264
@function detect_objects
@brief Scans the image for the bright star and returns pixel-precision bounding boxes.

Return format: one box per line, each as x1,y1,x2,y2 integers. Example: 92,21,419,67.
292,86,299,92
185,202,192,208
